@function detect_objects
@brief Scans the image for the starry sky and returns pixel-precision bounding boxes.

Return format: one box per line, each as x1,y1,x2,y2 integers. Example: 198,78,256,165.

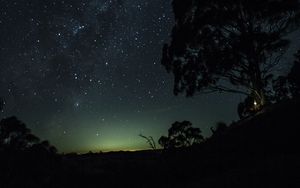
2,0,292,153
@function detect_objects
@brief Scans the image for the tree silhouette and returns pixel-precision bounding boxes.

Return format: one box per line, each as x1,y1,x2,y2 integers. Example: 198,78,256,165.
37,140,58,154
288,50,300,97
237,94,262,118
210,122,227,136
0,116,56,153
0,116,40,151
272,76,291,102
271,50,300,102
158,121,203,149
162,0,300,112
0,97,4,111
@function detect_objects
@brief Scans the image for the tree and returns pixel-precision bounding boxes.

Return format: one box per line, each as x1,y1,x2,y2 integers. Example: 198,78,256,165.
0,98,4,111
162,0,300,113
0,116,40,151
0,116,56,153
271,50,300,102
272,76,291,102
37,140,58,154
288,50,300,97
237,94,262,118
158,121,204,149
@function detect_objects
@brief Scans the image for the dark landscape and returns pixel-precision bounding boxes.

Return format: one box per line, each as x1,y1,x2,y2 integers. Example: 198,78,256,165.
1,98,300,187
1,0,300,187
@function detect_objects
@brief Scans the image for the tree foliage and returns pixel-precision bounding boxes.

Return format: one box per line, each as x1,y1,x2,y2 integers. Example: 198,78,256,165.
158,121,203,149
162,0,300,112
288,50,300,97
271,50,300,103
0,97,4,111
210,122,228,136
0,116,56,153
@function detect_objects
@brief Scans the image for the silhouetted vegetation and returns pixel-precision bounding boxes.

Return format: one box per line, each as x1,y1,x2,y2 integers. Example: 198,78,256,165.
237,94,261,118
272,50,300,102
162,0,300,116
210,122,228,137
158,121,204,149
139,134,157,150
0,117,57,153
288,50,300,97
0,116,59,188
43,98,300,187
0,97,4,111
0,117,39,151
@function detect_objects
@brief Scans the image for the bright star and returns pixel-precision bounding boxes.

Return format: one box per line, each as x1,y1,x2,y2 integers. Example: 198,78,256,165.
74,102,80,107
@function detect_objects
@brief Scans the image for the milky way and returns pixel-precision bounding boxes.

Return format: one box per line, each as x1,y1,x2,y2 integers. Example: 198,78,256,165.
0,0,243,152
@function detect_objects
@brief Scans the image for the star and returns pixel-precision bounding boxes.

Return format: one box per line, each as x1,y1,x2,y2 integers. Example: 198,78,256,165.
0,0,246,153
74,102,80,108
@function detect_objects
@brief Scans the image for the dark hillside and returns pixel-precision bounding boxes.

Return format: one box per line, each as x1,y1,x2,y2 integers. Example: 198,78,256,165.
164,98,300,187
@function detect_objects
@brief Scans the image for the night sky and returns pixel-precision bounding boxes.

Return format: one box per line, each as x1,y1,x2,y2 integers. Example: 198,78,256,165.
0,0,281,153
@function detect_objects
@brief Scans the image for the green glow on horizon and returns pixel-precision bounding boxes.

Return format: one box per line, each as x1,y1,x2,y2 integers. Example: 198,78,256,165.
22,93,239,153
40,116,164,153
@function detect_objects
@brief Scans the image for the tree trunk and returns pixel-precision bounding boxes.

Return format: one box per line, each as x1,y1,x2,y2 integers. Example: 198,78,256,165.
251,59,266,109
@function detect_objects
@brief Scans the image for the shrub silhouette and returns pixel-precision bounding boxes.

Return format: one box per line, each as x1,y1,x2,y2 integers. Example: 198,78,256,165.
210,122,227,136
139,134,157,150
159,121,203,149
